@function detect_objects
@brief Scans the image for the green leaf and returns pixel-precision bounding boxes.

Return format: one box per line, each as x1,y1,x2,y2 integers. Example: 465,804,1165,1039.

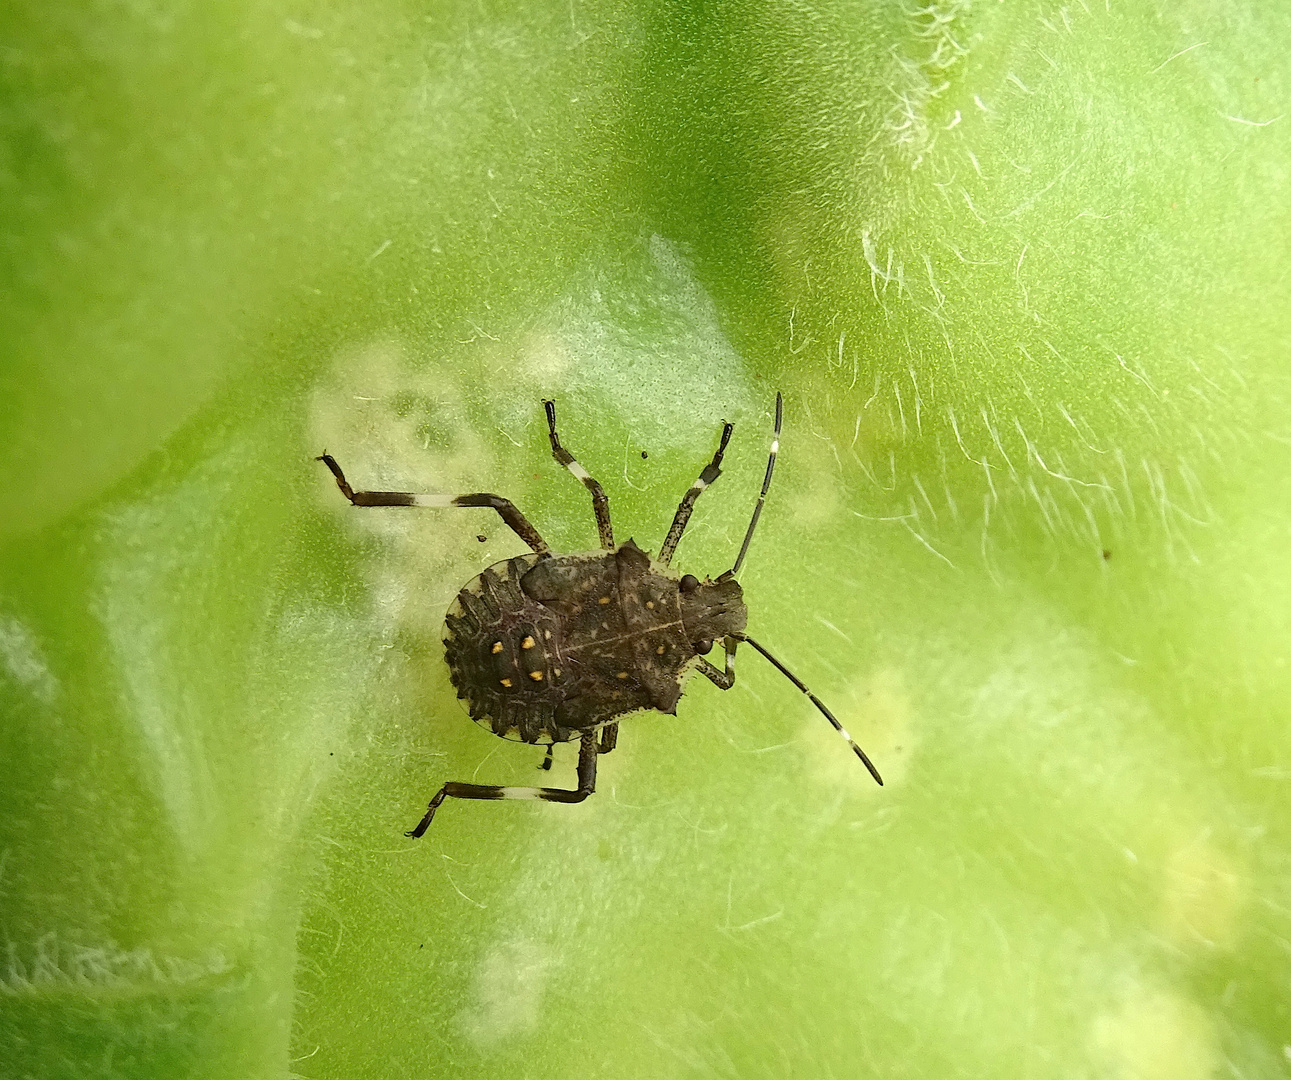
3,2,1289,1078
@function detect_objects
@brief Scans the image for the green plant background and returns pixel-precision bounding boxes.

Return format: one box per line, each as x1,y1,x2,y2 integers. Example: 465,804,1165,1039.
2,1,1289,1078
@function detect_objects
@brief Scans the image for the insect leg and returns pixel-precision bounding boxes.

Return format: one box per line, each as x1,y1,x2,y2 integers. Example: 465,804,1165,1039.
538,743,554,771
405,730,599,836
544,400,614,549
658,421,734,565
597,722,619,754
317,453,549,556
694,637,737,689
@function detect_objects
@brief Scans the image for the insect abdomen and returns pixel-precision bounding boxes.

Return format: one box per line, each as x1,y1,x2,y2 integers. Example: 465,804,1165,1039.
444,555,571,744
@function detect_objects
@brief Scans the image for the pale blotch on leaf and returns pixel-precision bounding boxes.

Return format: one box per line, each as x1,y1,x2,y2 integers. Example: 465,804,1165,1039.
802,666,913,791
514,328,574,383
782,438,847,533
0,614,58,704
1158,833,1246,951
457,940,557,1047
1092,986,1218,1080
310,339,497,637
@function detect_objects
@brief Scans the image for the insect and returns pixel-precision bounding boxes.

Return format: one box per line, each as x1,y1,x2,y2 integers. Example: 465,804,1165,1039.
318,393,882,836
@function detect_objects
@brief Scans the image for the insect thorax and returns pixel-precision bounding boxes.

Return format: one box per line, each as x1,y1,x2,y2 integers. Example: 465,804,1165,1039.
442,541,746,745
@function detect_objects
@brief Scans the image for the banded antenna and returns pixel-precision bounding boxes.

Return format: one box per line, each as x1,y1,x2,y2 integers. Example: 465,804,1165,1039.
721,393,882,786
729,391,782,577
732,633,884,786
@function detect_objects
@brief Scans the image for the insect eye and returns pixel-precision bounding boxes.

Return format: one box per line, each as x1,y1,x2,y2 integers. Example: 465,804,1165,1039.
694,639,713,655
679,574,700,593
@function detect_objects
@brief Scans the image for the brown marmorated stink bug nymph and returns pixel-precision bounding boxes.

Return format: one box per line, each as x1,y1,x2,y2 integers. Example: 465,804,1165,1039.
318,393,882,835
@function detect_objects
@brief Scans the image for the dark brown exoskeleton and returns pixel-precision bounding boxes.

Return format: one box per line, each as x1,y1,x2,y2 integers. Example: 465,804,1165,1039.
318,394,882,835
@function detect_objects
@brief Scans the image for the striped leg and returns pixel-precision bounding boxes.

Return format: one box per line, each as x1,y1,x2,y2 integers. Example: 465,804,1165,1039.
695,638,737,689
317,453,549,556
659,421,734,565
540,723,612,770
544,400,613,549
406,730,599,836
